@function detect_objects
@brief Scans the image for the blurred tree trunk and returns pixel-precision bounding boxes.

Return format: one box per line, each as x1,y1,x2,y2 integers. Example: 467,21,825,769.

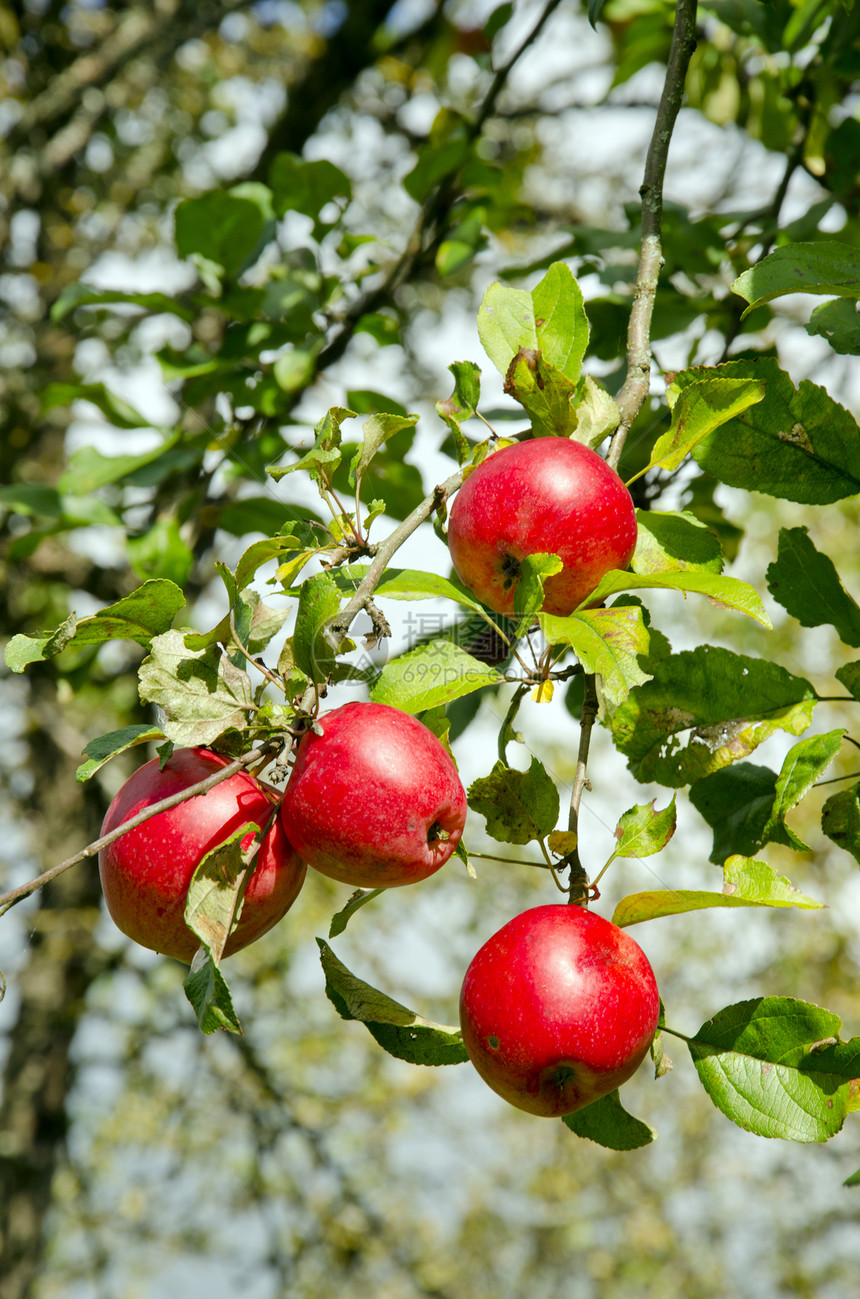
0,685,109,1299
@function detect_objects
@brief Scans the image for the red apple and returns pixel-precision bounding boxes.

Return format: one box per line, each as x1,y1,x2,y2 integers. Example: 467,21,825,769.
279,701,467,888
447,437,637,616
459,904,659,1117
99,747,306,963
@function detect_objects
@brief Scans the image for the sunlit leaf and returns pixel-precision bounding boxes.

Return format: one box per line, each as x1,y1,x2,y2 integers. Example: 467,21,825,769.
688,998,860,1142
732,242,860,315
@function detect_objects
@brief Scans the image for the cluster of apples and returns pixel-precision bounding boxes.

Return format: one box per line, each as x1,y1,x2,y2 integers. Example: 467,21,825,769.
98,437,659,1117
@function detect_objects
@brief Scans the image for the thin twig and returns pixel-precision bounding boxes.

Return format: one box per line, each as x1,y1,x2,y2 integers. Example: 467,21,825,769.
0,743,280,917
607,0,699,470
315,0,565,374
566,674,599,903
324,470,464,648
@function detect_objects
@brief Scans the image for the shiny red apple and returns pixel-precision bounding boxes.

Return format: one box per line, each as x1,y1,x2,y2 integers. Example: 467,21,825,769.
279,701,467,888
459,904,659,1117
447,437,637,616
99,747,306,963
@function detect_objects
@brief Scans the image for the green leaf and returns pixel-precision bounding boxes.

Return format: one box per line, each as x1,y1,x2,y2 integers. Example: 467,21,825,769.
403,135,471,204
328,889,385,939
732,242,860,315
184,824,259,965
138,630,255,747
269,153,351,222
348,412,420,487
436,361,483,461
688,998,860,1142
74,581,186,646
822,783,860,866
610,647,817,787
807,298,860,356
44,382,156,433
292,571,342,683
370,641,504,714
640,376,766,477
612,855,824,926
584,567,771,627
75,724,165,782
3,579,185,671
562,1089,656,1149
59,440,181,492
503,348,579,437
51,282,194,323
267,406,353,484
679,359,860,504
0,484,64,518
540,605,651,709
317,939,468,1066
183,955,243,1036
514,553,563,619
436,202,487,277
767,526,860,646
437,360,481,425
467,757,559,845
611,797,677,861
235,530,325,593
631,510,724,576
836,660,860,702
331,565,485,614
763,729,845,851
586,0,610,26
355,312,401,347
128,516,194,587
478,262,588,383
572,375,620,449
175,191,267,277
689,763,778,864
273,347,318,393
217,498,318,539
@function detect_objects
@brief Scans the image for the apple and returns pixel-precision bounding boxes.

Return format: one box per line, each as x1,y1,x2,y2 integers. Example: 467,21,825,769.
99,747,306,963
447,437,637,616
279,701,467,888
459,904,659,1117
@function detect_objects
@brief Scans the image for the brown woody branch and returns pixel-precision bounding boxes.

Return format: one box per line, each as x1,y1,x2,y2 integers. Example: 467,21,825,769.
0,742,280,917
607,0,699,471
316,0,566,374
324,470,465,649
568,0,698,891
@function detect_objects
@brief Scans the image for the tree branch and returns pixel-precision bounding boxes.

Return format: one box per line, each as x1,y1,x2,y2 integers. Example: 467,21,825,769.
324,469,464,648
0,742,280,917
315,0,565,374
607,0,699,471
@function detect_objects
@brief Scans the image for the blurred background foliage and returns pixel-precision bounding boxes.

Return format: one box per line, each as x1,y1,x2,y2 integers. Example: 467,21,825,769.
2,0,860,1296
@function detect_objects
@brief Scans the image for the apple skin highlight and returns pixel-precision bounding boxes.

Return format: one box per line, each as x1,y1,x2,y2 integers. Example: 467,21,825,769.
447,437,637,617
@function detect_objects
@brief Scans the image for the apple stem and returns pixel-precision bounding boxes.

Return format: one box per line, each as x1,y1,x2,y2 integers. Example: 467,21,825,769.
566,674,599,904
659,1025,695,1045
468,851,554,871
